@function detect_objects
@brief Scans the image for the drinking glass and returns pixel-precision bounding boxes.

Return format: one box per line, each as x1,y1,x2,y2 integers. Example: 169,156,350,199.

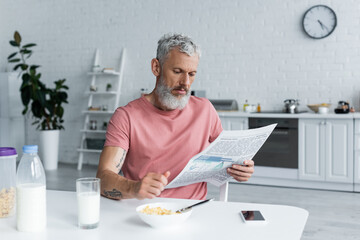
76,178,100,229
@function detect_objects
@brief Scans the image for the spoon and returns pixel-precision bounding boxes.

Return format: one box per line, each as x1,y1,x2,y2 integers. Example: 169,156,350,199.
176,198,214,213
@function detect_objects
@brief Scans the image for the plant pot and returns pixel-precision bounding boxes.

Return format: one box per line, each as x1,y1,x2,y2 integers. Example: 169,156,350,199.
39,130,60,170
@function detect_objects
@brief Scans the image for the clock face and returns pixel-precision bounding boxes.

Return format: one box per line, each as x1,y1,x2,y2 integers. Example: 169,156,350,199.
302,5,337,39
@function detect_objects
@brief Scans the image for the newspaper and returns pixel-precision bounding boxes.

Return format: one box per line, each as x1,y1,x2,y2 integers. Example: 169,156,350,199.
166,124,277,189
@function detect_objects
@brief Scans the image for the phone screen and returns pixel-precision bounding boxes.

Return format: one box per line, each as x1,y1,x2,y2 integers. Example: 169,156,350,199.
240,210,265,221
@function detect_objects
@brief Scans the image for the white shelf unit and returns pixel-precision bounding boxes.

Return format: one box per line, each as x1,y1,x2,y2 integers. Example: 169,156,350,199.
77,48,126,170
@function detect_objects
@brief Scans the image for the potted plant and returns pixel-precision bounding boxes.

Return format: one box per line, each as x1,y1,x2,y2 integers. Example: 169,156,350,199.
7,31,69,170
106,83,112,92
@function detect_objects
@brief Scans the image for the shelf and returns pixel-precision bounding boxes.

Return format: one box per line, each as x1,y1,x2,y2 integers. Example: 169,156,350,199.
77,148,102,153
80,129,106,133
85,91,117,96
78,48,126,171
87,71,120,76
82,110,114,115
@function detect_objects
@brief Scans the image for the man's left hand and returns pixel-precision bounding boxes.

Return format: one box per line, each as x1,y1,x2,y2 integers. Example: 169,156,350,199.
227,160,254,182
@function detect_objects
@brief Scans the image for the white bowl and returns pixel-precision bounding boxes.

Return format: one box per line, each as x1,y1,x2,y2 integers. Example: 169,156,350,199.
318,106,329,114
136,202,192,228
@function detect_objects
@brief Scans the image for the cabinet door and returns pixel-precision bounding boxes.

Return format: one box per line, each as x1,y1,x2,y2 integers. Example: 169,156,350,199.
354,120,360,186
220,117,248,130
325,119,353,183
299,119,326,181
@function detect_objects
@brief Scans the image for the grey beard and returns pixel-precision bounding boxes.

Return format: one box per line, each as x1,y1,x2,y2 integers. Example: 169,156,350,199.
155,77,191,110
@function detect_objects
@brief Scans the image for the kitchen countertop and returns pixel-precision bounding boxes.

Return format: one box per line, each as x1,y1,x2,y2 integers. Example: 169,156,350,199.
217,111,360,119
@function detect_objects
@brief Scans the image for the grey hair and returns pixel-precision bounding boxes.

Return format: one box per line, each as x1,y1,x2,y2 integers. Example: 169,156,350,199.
156,33,201,66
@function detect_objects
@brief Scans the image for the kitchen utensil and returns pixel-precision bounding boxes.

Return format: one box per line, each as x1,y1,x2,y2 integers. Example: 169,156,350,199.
334,101,349,114
175,198,214,213
283,99,299,113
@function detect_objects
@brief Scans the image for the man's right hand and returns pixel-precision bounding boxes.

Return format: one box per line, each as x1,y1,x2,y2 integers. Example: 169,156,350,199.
135,171,171,199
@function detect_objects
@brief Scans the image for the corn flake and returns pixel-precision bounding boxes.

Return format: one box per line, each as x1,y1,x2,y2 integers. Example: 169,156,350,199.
140,205,180,215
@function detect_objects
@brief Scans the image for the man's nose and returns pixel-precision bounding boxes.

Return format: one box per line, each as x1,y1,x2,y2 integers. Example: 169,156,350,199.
180,73,191,87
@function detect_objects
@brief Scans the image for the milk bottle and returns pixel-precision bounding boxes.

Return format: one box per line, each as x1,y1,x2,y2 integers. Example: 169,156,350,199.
16,145,46,232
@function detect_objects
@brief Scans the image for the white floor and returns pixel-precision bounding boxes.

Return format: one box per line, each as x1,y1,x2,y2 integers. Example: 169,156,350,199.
46,163,360,240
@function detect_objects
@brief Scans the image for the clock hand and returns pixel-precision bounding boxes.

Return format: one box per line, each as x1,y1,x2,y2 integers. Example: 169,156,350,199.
317,20,330,32
317,20,324,30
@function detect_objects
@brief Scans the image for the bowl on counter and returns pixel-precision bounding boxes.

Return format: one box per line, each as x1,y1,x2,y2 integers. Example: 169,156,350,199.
136,202,192,228
318,106,329,114
307,103,331,113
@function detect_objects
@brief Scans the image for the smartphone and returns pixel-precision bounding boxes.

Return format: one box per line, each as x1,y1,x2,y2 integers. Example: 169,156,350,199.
239,210,267,225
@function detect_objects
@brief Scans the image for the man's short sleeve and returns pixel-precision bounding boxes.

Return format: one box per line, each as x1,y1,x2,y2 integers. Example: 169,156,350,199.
208,100,223,143
104,108,130,150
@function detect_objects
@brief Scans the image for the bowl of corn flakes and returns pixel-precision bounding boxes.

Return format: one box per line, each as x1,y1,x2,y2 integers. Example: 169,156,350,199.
136,202,192,228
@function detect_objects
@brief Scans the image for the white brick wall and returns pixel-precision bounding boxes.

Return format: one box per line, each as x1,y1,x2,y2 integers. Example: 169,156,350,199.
1,0,360,165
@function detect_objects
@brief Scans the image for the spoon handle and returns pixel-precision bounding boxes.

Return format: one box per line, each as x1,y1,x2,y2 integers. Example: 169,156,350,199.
177,198,214,213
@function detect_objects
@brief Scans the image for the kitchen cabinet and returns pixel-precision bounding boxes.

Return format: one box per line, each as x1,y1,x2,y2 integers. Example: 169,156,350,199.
220,116,248,130
354,120,360,192
298,119,353,183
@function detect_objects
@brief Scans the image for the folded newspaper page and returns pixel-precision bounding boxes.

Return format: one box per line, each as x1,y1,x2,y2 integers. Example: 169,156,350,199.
166,124,277,189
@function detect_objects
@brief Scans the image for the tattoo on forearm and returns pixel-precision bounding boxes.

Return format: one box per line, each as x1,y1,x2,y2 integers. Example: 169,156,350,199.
115,150,127,171
103,189,123,198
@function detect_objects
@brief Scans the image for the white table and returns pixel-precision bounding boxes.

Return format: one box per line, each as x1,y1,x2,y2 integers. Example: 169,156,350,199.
0,190,308,240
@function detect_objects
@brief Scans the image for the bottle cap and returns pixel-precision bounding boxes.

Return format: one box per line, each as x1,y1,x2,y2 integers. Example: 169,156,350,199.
0,147,17,156
23,145,38,153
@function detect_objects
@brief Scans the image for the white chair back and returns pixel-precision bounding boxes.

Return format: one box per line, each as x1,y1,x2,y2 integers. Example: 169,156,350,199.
219,182,229,202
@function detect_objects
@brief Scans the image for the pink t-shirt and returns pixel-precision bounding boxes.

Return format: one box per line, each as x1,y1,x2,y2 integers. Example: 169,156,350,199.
104,95,223,200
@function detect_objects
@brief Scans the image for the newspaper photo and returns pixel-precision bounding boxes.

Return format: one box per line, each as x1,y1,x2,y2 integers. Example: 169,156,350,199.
166,124,277,189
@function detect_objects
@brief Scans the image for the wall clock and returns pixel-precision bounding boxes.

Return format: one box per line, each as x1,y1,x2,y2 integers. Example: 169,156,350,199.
302,5,337,39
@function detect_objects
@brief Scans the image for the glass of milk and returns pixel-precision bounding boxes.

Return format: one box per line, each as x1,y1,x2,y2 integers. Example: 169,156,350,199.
76,178,100,229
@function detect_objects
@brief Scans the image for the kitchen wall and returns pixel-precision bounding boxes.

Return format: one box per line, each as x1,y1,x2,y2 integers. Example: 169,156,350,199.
1,0,359,165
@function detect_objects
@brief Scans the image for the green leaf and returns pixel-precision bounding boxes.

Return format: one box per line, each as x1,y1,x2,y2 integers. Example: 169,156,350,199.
13,63,23,71
23,43,36,48
36,90,46,106
40,121,46,130
20,86,31,106
21,73,30,82
31,100,42,118
14,31,21,45
20,49,32,54
7,52,17,60
20,64,28,71
30,65,40,70
26,52,32,59
9,40,19,47
58,106,64,118
35,73,41,80
29,68,35,76
58,92,68,102
9,58,20,63
22,106,28,115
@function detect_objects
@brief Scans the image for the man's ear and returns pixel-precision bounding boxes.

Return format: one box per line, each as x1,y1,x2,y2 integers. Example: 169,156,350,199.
151,58,161,77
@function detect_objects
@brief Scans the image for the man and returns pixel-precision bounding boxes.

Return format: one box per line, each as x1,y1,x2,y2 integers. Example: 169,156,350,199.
96,33,254,200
